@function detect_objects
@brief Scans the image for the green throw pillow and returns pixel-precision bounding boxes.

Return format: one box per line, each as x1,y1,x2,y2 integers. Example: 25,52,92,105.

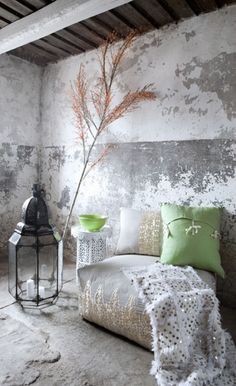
160,203,225,278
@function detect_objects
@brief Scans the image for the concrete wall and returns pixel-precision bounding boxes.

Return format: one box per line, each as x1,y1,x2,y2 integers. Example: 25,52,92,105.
0,54,42,256
40,5,236,306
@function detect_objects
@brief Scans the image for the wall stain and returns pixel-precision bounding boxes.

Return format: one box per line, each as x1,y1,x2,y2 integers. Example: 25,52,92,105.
189,107,208,116
183,30,196,42
17,145,34,166
56,186,70,209
184,95,198,105
47,146,66,171
0,143,14,157
176,52,236,121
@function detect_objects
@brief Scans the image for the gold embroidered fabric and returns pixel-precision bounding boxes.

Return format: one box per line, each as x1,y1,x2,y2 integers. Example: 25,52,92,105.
78,281,152,350
138,212,161,256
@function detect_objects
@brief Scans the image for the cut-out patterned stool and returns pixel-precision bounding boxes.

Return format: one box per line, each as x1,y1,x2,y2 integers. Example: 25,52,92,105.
71,225,112,281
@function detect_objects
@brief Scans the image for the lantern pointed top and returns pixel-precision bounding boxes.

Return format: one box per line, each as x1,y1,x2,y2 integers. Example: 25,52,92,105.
32,183,42,198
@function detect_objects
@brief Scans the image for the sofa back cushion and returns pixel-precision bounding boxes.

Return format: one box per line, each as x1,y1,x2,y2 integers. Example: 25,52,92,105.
116,208,161,257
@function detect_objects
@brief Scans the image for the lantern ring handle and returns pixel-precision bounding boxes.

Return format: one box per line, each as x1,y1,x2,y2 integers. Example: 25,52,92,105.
45,192,51,201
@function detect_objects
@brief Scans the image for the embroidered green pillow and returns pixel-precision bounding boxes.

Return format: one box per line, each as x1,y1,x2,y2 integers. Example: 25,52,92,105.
160,204,225,278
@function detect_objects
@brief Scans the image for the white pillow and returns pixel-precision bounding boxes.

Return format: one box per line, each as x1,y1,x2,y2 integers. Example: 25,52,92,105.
116,208,161,256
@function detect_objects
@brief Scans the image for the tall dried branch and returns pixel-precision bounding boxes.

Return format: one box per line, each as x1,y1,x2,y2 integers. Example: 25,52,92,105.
63,31,157,239
84,144,113,178
103,85,156,129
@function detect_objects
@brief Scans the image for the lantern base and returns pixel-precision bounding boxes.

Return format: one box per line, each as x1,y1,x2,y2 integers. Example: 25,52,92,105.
14,293,60,309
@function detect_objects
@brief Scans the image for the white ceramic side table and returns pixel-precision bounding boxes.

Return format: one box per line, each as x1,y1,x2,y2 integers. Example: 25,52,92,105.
71,225,112,274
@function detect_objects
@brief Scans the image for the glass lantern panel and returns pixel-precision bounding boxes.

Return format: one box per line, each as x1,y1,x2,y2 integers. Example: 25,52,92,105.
17,246,37,301
38,244,58,299
18,235,36,247
39,235,57,246
8,241,17,298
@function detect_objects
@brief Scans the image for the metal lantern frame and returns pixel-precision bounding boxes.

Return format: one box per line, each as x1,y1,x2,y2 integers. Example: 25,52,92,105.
8,184,63,308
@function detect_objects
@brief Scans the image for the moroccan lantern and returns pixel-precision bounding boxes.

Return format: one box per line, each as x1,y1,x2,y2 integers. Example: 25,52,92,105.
8,184,63,307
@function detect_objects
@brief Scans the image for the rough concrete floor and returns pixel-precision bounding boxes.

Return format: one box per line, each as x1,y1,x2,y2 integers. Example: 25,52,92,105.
0,258,235,386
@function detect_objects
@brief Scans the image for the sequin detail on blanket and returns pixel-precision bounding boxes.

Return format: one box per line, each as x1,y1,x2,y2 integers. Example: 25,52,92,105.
124,263,236,386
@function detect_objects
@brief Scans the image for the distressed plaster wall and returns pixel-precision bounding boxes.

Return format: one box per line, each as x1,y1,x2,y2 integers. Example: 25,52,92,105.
40,5,235,306
0,54,42,256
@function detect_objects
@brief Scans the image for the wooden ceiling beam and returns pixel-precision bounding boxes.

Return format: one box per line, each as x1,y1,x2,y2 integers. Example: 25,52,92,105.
0,0,132,55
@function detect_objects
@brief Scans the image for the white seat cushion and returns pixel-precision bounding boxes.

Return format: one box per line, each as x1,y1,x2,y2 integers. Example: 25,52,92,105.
77,255,216,349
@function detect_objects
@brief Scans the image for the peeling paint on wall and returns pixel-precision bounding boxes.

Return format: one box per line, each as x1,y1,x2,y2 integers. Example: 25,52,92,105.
0,55,41,254
0,143,39,249
56,186,70,209
176,52,236,121
41,6,236,145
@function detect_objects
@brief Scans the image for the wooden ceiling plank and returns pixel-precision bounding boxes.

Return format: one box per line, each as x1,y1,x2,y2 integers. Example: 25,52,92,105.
30,42,58,59
66,24,101,47
0,15,10,24
110,3,156,29
0,18,8,28
42,34,84,55
0,6,19,22
55,29,96,51
0,0,33,15
24,0,48,8
9,43,57,65
98,10,133,35
130,2,161,28
8,50,47,65
33,39,69,58
185,0,202,14
188,0,217,12
0,0,133,54
108,9,136,30
69,22,105,44
83,17,114,38
160,0,195,18
14,0,38,11
214,0,226,7
155,0,179,21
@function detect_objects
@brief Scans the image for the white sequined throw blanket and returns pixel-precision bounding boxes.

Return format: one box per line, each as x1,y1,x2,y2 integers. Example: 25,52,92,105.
124,263,236,386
